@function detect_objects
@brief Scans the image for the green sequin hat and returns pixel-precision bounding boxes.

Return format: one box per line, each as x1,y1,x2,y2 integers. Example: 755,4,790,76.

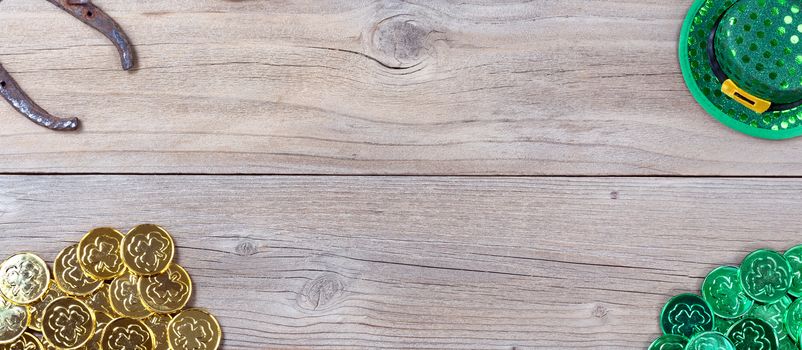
680,0,802,139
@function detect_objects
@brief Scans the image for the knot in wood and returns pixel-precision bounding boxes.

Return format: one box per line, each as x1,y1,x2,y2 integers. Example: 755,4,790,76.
592,304,609,319
234,239,258,256
297,274,345,311
370,15,434,69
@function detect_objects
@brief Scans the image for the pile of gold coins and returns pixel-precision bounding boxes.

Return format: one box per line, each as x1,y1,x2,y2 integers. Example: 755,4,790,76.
0,224,221,350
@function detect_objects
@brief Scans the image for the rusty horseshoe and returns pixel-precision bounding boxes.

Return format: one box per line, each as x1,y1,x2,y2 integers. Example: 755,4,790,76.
0,0,134,131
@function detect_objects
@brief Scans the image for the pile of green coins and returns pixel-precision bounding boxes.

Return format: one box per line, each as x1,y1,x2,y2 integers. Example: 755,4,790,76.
650,247,802,350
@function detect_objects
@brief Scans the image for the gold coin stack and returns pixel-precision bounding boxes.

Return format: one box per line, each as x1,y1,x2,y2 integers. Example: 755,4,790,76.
0,224,222,350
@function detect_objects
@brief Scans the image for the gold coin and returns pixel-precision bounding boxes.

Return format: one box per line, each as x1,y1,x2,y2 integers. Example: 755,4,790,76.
84,311,112,350
77,227,126,280
28,282,64,332
40,338,57,350
41,296,95,349
138,264,192,314
108,273,150,319
121,224,175,276
167,309,221,350
53,245,102,297
81,284,116,317
0,253,50,305
0,298,28,344
0,332,42,350
99,317,155,350
143,313,172,350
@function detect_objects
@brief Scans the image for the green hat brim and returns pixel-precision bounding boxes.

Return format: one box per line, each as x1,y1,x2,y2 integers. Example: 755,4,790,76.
680,0,802,140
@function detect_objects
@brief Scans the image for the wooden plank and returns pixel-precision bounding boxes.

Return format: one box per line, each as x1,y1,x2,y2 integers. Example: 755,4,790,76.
0,175,799,348
1,1,801,175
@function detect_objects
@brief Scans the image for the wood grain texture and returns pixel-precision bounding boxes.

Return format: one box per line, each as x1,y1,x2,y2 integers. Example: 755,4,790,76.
2,0,802,175
1,175,799,348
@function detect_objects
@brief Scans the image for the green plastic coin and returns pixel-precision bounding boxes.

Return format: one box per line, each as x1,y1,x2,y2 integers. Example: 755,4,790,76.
686,331,736,350
716,317,741,335
783,245,802,297
776,335,796,350
747,295,792,343
783,298,802,342
648,334,688,350
727,318,778,350
660,293,715,337
738,249,792,303
703,266,754,319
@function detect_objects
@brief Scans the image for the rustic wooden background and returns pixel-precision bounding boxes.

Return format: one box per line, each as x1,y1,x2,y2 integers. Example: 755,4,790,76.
1,0,800,349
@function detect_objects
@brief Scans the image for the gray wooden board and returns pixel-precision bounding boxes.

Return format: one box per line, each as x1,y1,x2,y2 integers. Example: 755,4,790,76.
1,1,802,175
0,175,797,348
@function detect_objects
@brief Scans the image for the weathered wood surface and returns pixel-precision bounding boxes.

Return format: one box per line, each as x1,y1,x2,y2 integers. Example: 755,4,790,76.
2,1,800,349
2,0,802,175
0,175,798,349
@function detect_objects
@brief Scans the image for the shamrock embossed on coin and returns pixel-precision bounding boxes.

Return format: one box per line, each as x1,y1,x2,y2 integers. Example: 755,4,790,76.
41,297,95,349
99,317,155,350
168,309,221,350
78,227,126,280
739,249,792,304
660,293,714,337
702,266,754,319
138,264,192,314
109,273,150,319
727,318,778,350
0,253,50,305
121,224,174,276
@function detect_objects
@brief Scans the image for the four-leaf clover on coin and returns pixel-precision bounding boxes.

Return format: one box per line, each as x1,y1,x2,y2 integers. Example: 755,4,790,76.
49,305,91,344
86,236,121,273
710,275,746,313
111,325,149,350
667,303,711,336
115,279,141,310
731,321,772,349
131,233,169,270
4,260,42,298
152,270,187,300
747,257,788,297
174,318,214,349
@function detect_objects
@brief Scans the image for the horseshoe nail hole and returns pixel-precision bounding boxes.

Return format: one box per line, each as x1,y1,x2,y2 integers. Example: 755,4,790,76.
0,81,5,88
86,11,93,18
